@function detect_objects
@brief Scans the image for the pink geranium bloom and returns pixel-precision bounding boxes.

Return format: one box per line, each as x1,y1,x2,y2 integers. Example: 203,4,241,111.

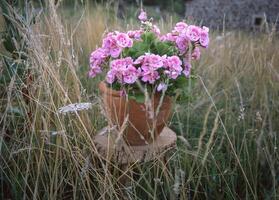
89,48,107,68
102,32,115,49
192,47,201,60
107,57,139,84
102,33,122,58
173,22,188,33
116,32,133,48
199,27,209,48
109,58,129,83
157,83,168,92
127,30,143,40
138,9,147,21
88,66,102,78
90,48,108,60
164,56,183,79
111,57,132,70
123,65,140,84
202,26,209,33
185,25,200,42
89,48,109,77
166,56,182,68
164,70,181,79
160,33,177,42
183,59,192,77
141,69,160,84
134,55,145,65
110,47,122,58
106,70,116,84
135,53,164,84
135,53,164,70
152,25,161,36
176,35,189,54
144,53,164,69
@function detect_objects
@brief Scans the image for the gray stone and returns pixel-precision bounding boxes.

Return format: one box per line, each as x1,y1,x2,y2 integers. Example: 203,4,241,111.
184,0,279,30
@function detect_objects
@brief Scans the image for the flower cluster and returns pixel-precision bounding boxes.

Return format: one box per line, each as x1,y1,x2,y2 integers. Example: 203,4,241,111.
106,57,140,84
89,31,133,77
89,9,210,97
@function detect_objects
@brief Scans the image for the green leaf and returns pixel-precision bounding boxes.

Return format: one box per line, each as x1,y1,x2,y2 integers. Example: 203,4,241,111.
129,92,145,103
154,41,177,56
174,75,188,87
135,93,145,103
141,32,157,44
125,41,150,59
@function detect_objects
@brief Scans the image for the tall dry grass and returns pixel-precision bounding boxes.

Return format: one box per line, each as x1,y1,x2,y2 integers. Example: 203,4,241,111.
0,1,279,199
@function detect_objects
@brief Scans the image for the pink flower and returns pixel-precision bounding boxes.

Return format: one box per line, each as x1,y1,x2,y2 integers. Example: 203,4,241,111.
164,56,183,79
123,65,140,84
90,48,108,60
107,57,139,84
102,33,115,49
192,47,201,60
176,35,189,54
157,83,168,92
185,25,200,42
116,32,133,48
88,66,102,78
202,26,209,33
138,9,147,21
102,32,135,58
110,57,132,70
135,53,164,84
127,30,143,40
106,70,116,84
89,48,108,77
135,53,164,70
109,47,122,58
199,27,209,48
141,68,160,84
165,56,182,68
102,33,122,58
134,55,145,65
124,57,134,65
152,25,161,36
173,22,188,33
109,58,129,83
144,53,164,69
183,59,192,77
160,33,177,42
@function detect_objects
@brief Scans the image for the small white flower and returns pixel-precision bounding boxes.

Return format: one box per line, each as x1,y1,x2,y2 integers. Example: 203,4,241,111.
51,130,65,136
255,111,262,122
58,102,92,114
238,106,245,121
154,178,163,185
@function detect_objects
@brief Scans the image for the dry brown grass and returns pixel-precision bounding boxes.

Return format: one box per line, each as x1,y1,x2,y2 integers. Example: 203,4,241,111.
1,1,279,199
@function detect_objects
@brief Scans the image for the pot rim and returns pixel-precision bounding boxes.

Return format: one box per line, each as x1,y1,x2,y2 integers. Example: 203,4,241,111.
98,81,173,104
99,81,122,97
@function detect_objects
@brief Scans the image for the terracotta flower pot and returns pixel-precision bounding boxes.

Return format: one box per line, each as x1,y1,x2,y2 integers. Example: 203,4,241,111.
99,81,173,146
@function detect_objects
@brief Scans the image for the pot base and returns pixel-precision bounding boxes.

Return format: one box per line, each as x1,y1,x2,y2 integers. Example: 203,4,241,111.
94,126,177,164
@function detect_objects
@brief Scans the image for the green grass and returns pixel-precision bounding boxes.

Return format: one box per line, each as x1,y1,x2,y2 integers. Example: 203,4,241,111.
0,1,279,199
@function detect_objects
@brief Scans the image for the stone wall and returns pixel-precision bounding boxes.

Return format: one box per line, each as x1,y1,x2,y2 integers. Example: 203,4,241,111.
185,0,279,30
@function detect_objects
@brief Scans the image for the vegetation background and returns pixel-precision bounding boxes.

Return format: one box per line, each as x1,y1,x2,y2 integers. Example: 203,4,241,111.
0,0,278,199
